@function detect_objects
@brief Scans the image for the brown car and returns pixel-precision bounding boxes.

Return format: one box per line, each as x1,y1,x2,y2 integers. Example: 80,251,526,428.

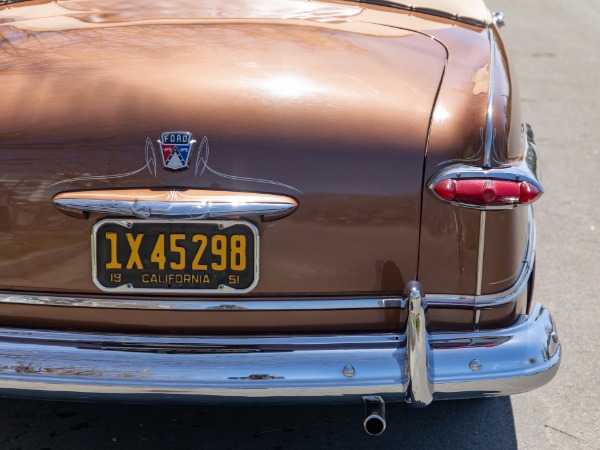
0,0,560,435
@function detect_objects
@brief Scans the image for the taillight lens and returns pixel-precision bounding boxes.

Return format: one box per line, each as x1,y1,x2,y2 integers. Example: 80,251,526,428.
432,178,541,207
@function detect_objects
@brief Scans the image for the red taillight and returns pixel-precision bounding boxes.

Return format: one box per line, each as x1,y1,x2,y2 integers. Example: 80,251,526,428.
432,178,541,207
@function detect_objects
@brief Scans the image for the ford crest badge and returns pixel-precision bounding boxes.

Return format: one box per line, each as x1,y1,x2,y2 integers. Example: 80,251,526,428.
158,131,196,171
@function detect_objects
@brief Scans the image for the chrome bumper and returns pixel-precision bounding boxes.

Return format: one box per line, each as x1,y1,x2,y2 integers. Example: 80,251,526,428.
0,302,560,404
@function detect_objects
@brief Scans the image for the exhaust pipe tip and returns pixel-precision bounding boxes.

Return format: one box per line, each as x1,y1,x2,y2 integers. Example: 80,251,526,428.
362,395,386,435
363,414,386,436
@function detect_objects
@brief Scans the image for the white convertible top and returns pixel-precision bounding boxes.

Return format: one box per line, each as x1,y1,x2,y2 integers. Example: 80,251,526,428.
385,0,492,25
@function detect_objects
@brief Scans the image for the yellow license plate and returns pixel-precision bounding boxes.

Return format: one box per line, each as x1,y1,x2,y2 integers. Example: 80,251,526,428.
92,220,258,293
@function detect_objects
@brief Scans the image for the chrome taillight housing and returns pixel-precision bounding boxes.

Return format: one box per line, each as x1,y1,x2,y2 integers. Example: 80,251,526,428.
428,129,543,210
431,178,541,208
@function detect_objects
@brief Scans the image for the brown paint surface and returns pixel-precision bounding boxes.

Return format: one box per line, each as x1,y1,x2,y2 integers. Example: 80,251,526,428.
0,0,527,332
478,290,528,330
0,302,408,333
427,306,474,332
417,25,489,296
481,207,528,294
0,15,446,297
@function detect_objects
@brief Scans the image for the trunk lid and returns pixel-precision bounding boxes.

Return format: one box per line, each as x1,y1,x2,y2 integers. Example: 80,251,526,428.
0,0,447,297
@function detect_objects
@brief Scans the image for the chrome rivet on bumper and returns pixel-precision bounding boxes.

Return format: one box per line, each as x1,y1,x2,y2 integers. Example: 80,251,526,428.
469,359,482,371
343,365,355,377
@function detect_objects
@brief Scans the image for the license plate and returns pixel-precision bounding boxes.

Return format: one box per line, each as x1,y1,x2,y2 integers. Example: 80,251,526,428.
92,220,259,293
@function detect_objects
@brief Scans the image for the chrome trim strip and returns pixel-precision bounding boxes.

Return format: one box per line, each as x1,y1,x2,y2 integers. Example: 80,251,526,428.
474,208,486,330
0,294,406,311
427,205,535,308
405,282,433,408
91,219,260,295
474,309,481,331
483,28,496,168
476,211,486,296
0,331,402,348
0,303,559,404
427,124,543,211
348,1,490,28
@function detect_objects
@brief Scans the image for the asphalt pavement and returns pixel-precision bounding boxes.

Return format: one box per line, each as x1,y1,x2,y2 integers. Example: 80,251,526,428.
0,1,598,449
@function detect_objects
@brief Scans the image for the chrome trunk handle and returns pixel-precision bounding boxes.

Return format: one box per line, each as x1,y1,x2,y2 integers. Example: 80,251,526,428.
53,189,298,221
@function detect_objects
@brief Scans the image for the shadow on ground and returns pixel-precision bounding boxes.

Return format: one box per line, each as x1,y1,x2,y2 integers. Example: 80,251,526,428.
0,396,517,449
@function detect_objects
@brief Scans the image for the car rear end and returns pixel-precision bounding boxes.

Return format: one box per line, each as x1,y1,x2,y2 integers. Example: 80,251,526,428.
0,0,559,427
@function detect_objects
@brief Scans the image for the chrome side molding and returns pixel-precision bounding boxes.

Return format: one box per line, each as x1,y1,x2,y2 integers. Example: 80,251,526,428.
53,189,298,221
0,293,405,311
483,28,497,168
